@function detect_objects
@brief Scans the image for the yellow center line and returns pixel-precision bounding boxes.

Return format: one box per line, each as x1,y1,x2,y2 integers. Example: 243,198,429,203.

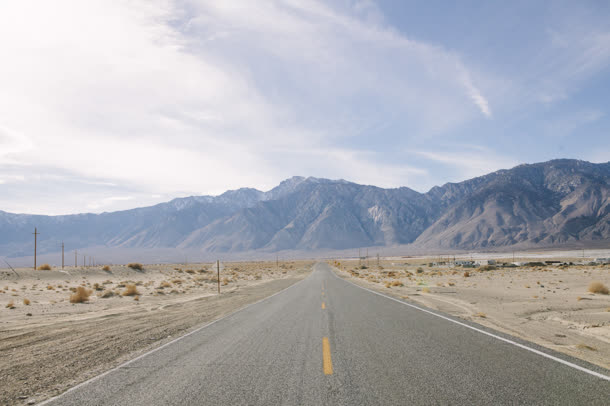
321,302,325,309
322,337,333,375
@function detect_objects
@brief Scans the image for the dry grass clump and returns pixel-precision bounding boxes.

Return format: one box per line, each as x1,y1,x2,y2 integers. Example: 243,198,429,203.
479,265,497,271
474,312,487,318
122,284,140,296
587,281,609,295
127,263,143,271
158,281,172,289
93,283,104,291
6,300,15,309
576,343,597,351
134,295,140,301
47,285,54,290
70,287,92,303
463,271,470,277
102,265,111,272
222,277,230,286
23,298,30,305
185,269,195,274
37,263,52,271
422,287,430,293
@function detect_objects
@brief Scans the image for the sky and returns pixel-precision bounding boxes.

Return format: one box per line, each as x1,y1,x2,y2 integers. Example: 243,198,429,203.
0,0,609,215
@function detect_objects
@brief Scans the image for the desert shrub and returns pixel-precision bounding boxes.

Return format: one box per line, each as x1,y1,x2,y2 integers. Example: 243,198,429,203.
37,264,52,271
70,287,92,303
23,298,30,305
102,265,111,272
391,280,403,287
588,281,609,295
127,263,143,271
158,281,172,289
474,312,487,318
6,300,15,309
122,284,140,296
576,343,597,351
93,283,104,291
463,271,470,277
416,267,424,274
185,269,195,274
221,277,230,286
421,287,430,293
480,265,497,271
134,295,140,301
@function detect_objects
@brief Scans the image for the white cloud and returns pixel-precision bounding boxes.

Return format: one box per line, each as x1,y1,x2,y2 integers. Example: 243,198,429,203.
0,0,495,214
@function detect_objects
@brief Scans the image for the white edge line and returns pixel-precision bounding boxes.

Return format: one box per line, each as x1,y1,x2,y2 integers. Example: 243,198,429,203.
38,272,312,405
331,268,610,382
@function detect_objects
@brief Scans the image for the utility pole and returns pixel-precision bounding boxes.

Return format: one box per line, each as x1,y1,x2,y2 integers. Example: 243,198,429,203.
276,255,279,270
75,250,77,267
83,255,86,267
61,242,64,269
366,248,369,267
217,260,220,294
32,228,39,270
377,253,380,267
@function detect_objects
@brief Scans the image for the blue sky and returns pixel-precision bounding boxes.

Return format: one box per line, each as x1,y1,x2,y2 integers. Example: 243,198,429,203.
0,0,609,214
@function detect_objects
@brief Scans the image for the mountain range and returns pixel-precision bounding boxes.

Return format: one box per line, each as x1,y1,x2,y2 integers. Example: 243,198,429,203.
1,159,609,258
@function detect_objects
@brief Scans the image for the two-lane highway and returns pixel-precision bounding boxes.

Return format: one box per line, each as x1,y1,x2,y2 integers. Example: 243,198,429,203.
44,263,609,405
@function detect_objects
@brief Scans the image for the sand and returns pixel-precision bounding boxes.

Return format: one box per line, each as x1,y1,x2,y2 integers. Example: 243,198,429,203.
0,261,312,405
334,258,610,370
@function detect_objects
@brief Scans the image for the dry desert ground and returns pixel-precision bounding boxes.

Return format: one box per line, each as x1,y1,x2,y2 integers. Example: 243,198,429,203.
334,256,610,370
0,260,312,405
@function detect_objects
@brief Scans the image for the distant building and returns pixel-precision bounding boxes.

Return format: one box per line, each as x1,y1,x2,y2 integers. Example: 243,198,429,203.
477,259,496,266
594,258,610,264
455,260,476,267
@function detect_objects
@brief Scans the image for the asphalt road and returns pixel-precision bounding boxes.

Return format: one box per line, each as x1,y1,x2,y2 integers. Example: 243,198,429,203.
45,263,609,405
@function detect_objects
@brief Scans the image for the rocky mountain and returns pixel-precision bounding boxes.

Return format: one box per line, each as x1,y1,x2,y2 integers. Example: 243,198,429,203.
0,159,608,257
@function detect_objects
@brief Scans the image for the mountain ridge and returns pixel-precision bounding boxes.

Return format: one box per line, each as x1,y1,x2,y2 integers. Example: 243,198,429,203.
0,159,608,257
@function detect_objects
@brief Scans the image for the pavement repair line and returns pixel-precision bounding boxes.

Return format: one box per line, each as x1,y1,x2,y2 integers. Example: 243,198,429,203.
333,270,610,382
38,273,313,405
323,337,333,375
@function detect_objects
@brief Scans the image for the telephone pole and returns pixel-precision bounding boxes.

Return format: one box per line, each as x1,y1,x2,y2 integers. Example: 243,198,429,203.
75,250,77,267
217,260,220,294
32,228,39,270
61,242,64,269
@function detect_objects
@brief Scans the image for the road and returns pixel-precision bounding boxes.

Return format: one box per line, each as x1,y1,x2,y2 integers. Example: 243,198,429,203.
44,262,609,405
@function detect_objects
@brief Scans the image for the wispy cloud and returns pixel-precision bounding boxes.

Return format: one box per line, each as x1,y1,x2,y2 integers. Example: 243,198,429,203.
414,148,518,181
0,0,495,213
